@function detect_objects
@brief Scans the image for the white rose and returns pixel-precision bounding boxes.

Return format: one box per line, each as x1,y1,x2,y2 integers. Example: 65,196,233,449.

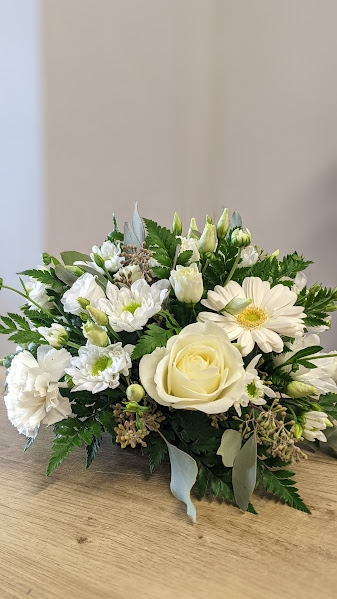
169,263,203,304
139,322,245,414
4,346,72,437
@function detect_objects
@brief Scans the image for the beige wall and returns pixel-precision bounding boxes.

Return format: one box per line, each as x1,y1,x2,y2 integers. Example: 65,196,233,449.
2,1,337,354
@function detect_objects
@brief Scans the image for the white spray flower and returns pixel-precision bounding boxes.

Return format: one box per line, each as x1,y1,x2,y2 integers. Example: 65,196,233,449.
300,411,330,442
238,245,259,268
37,323,68,348
95,278,170,332
233,354,275,416
65,342,134,393
25,278,53,310
178,237,200,264
75,240,124,274
61,272,105,316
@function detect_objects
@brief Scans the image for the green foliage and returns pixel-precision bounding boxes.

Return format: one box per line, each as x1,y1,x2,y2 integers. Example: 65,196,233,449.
0,313,42,344
274,253,312,284
143,218,178,269
142,433,168,473
262,468,310,513
176,250,193,267
232,432,257,512
297,284,337,328
19,268,64,293
318,393,337,420
196,464,234,503
60,251,91,266
98,410,117,438
46,417,104,475
131,324,175,359
86,437,101,468
24,436,36,451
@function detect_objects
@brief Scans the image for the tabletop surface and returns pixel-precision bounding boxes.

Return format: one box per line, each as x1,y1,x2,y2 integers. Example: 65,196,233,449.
0,368,336,599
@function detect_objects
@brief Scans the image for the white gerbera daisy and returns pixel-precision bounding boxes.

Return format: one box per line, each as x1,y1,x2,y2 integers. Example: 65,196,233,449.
66,342,134,394
198,277,306,356
95,278,170,332
233,354,276,416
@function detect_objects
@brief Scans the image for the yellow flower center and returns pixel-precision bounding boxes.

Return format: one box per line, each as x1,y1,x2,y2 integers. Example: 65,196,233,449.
236,306,268,329
121,302,141,315
92,356,112,376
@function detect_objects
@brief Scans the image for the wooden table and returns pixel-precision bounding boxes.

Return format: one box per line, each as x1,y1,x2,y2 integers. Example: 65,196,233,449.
0,368,336,599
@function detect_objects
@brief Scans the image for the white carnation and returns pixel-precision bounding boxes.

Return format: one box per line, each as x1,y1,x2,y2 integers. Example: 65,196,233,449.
25,278,53,310
4,346,72,437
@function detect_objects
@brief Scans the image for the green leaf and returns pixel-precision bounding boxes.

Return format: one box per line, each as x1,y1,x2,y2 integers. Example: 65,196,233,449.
166,441,198,522
144,435,168,473
143,218,178,268
232,432,257,512
54,264,79,286
324,425,337,452
19,269,64,292
216,429,242,467
46,435,80,476
196,465,209,500
7,313,30,330
8,330,43,344
86,437,101,468
60,251,91,266
99,410,117,438
131,325,175,359
79,428,93,445
176,250,193,266
318,393,337,420
262,468,311,513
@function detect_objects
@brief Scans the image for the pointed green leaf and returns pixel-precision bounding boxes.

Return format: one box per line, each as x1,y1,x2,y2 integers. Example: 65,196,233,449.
217,429,242,467
232,432,257,512
60,251,91,266
166,442,198,522
325,425,337,452
55,264,79,287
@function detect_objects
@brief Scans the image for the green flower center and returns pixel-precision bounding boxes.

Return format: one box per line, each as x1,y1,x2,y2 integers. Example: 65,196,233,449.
121,302,141,315
236,306,268,329
92,356,112,376
246,381,258,398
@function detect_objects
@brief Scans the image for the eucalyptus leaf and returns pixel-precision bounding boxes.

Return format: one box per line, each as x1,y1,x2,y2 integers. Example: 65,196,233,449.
325,425,337,452
232,432,257,512
55,265,79,287
132,202,146,246
60,251,91,266
167,441,198,522
124,221,140,249
231,210,242,228
216,429,242,467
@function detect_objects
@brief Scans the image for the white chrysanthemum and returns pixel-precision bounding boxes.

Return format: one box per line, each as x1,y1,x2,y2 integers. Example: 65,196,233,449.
26,278,53,310
273,334,337,395
233,354,276,416
95,278,170,332
61,272,105,315
238,245,259,268
65,342,134,393
75,240,124,274
4,346,72,437
198,277,306,356
301,411,329,442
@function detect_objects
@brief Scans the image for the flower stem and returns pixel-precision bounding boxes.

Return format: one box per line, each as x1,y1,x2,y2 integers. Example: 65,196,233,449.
3,285,59,322
67,341,81,349
224,249,241,286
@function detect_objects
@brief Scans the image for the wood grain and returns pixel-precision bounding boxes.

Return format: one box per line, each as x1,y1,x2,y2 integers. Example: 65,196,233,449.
0,368,336,599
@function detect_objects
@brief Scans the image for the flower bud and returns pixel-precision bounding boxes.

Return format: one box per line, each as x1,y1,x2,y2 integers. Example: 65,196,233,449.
65,265,85,276
83,321,109,347
126,383,145,403
224,297,252,316
216,208,229,240
198,222,217,255
77,297,90,309
37,323,69,349
269,249,280,260
41,252,52,266
169,263,203,304
92,253,105,269
87,305,109,326
293,423,303,439
231,228,251,248
286,381,318,398
187,217,200,239
172,212,183,237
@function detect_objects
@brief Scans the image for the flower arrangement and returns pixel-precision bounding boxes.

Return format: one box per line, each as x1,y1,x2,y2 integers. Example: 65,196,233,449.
1,205,337,521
